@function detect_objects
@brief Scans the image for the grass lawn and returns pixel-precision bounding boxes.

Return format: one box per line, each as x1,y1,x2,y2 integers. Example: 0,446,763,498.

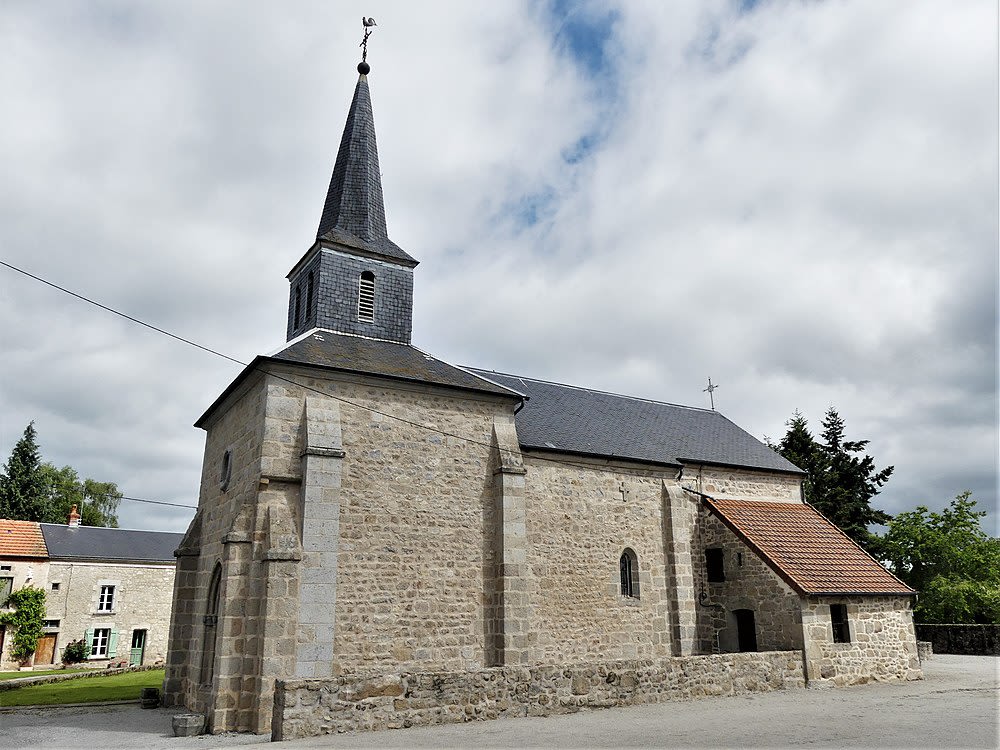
0,668,165,707
0,669,73,681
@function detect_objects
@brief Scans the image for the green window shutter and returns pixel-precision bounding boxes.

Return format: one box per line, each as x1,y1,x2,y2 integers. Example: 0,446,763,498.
108,629,119,657
85,628,94,648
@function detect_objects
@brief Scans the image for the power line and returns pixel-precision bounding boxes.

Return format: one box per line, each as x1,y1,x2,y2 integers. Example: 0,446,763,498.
3,259,683,509
120,495,198,510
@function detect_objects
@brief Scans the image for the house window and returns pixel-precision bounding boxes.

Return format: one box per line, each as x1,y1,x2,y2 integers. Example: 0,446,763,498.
706,548,725,582
831,604,851,643
293,284,302,328
358,271,375,322
51,582,60,591
91,628,111,657
98,585,116,612
0,576,12,602
43,619,60,628
619,548,640,599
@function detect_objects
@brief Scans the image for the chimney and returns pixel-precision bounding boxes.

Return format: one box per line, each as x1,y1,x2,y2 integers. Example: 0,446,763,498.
68,504,81,527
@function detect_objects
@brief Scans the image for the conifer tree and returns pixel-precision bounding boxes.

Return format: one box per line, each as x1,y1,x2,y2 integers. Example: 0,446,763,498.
0,423,50,521
772,408,893,551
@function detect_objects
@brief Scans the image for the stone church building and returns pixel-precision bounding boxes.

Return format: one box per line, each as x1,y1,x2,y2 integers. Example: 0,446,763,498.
164,56,921,736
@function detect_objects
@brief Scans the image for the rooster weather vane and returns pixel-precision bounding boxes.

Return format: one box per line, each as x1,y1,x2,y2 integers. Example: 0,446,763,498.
360,17,376,63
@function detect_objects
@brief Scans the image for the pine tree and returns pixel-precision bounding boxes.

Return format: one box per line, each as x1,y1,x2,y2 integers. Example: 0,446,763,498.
0,423,51,521
773,408,893,551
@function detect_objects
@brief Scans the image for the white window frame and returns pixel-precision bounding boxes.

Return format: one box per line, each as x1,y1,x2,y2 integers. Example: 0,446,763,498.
98,585,116,612
91,627,111,658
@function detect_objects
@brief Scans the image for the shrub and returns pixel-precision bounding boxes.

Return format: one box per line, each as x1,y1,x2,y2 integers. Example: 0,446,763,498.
0,585,46,662
62,638,91,664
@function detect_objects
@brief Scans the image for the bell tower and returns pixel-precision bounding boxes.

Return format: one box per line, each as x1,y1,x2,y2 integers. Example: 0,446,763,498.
285,53,417,344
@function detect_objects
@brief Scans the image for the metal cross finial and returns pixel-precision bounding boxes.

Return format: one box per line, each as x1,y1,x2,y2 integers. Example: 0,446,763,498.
703,377,719,410
360,17,377,62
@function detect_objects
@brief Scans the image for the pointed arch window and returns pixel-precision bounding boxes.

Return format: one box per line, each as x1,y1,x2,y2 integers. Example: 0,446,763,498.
620,548,640,599
200,563,222,685
358,271,375,322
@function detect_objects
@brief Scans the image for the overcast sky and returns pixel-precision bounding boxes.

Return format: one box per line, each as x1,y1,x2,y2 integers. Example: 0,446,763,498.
2,1,997,535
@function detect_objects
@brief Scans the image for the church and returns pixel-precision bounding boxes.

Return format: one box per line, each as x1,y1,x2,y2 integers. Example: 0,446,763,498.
163,48,921,737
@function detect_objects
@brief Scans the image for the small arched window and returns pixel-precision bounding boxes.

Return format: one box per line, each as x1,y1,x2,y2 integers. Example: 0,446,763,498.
219,448,232,492
293,284,302,328
620,548,640,599
358,271,375,322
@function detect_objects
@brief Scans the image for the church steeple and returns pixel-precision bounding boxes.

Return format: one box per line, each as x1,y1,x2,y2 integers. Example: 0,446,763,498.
314,68,415,266
286,55,417,344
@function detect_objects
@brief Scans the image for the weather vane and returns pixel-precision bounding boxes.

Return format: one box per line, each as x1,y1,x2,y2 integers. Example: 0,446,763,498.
360,17,376,63
703,377,719,410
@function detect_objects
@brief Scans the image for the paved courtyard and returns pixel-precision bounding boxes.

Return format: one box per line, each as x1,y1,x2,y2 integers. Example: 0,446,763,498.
1,655,996,749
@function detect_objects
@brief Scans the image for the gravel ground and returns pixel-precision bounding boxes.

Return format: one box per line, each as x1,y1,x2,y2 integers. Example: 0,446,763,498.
1,655,996,749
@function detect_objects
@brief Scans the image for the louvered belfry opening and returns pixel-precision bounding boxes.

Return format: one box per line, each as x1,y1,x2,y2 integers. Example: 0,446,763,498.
358,271,375,322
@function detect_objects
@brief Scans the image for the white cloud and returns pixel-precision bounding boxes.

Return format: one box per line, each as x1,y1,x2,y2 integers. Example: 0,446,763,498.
1,1,996,534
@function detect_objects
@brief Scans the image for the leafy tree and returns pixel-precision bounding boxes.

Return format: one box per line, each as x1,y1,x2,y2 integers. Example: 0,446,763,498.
39,464,120,527
879,492,1000,623
0,423,51,522
771,408,893,551
0,423,120,527
0,585,47,663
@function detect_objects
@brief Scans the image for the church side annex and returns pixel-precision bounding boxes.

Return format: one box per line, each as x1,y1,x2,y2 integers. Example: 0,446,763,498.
163,39,921,738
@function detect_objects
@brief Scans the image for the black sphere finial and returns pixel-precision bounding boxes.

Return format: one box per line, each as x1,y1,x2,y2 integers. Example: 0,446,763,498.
358,61,370,75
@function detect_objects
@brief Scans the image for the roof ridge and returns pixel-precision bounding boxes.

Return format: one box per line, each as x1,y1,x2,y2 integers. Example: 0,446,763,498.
466,368,715,413
39,523,182,535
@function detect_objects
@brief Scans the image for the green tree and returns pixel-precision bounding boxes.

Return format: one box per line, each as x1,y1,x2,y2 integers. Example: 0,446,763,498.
0,585,47,663
0,423,51,521
879,492,1000,623
0,423,120,527
39,464,120,527
771,407,893,551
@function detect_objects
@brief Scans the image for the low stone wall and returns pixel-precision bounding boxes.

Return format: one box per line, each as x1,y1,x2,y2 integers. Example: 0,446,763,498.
273,651,804,741
915,624,1000,656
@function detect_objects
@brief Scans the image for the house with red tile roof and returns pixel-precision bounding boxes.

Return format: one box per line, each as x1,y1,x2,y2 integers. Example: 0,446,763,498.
0,509,182,670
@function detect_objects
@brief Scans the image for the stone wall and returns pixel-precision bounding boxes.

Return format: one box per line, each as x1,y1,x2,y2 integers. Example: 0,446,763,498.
521,458,673,664
802,596,922,686
914,624,1000,656
272,651,805,740
693,511,803,654
684,466,801,503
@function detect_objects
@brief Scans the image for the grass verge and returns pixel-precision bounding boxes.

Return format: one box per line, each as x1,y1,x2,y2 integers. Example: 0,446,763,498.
0,668,165,707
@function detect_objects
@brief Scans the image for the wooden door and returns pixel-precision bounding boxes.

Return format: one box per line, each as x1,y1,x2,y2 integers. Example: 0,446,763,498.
129,629,147,666
35,634,57,665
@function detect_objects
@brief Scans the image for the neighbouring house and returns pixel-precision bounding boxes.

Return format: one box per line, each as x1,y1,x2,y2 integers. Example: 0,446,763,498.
164,52,921,737
0,520,49,667
0,508,182,669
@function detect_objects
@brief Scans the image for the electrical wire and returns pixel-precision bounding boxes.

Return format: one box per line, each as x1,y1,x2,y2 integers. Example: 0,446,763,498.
2,259,690,511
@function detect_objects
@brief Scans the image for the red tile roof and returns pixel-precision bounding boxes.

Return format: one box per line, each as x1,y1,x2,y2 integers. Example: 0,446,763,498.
0,520,48,558
705,498,915,596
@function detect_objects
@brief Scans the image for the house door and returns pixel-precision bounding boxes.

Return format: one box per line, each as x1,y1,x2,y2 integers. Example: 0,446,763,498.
35,634,57,665
129,630,147,666
734,609,758,652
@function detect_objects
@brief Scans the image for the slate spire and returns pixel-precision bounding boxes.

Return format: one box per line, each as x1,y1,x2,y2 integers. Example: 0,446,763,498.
315,67,416,265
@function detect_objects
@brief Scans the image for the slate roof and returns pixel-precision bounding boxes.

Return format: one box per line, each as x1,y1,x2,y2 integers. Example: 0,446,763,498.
0,520,48,558
196,331,523,427
315,73,417,266
468,370,801,474
269,331,520,398
704,498,915,596
39,524,183,564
